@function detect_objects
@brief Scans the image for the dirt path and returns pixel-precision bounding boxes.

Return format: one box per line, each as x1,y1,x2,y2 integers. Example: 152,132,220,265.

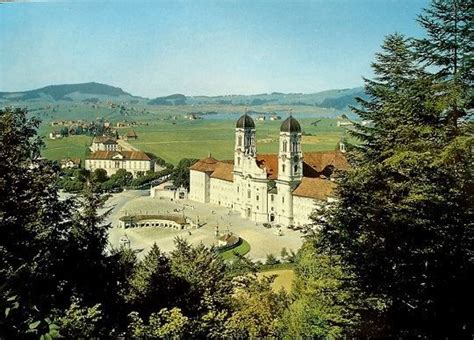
117,139,140,151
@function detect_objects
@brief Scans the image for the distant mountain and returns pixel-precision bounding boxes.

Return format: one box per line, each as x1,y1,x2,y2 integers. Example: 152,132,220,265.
0,82,135,102
183,87,366,109
148,94,186,106
0,82,366,111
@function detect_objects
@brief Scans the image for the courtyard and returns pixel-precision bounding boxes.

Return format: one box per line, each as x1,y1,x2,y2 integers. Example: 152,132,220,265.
105,190,304,261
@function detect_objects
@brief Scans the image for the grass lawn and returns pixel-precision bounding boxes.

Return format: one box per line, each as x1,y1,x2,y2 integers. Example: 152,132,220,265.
42,135,92,161
219,239,251,261
257,269,295,292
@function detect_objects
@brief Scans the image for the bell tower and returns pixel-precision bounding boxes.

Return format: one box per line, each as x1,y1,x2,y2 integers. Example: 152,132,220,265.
277,114,303,183
276,113,303,226
234,112,256,173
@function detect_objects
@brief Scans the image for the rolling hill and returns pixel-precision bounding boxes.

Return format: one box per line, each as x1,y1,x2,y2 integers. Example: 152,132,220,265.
0,82,137,102
0,82,366,111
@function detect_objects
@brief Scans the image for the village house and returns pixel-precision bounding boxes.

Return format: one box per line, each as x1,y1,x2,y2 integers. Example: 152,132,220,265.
60,158,81,169
49,130,63,139
90,136,119,152
124,130,138,140
189,114,348,227
85,150,154,177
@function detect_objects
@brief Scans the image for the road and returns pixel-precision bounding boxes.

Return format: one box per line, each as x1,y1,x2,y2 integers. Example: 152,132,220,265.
102,189,149,228
117,139,140,151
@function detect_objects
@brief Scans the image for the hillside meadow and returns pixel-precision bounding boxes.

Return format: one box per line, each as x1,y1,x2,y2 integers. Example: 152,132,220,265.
38,117,349,164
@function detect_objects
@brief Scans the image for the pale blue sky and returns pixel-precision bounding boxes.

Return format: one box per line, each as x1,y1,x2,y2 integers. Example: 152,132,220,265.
0,0,428,97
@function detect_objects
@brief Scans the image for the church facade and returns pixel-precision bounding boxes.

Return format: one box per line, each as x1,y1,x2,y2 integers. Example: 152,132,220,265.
189,114,348,226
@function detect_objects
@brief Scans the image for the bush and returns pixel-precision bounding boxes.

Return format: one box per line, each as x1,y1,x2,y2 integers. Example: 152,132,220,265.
265,254,280,266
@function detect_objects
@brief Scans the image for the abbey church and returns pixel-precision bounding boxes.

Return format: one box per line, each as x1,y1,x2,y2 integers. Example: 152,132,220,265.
189,113,348,226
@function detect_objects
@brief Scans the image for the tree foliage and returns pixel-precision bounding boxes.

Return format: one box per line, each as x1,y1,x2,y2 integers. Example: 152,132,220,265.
312,12,473,337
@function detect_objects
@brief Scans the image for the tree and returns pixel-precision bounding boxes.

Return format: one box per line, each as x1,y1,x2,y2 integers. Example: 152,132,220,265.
92,168,108,183
314,31,473,337
169,238,232,318
414,0,473,130
225,274,288,338
170,158,198,189
0,107,118,336
282,239,377,338
128,308,189,338
125,244,178,317
56,298,102,338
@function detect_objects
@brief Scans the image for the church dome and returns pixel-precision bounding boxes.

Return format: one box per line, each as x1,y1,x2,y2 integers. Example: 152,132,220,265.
280,116,301,133
236,113,255,129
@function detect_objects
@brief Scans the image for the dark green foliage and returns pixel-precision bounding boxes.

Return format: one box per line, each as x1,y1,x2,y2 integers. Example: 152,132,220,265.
0,107,120,337
100,169,133,191
129,168,174,188
92,168,108,183
314,28,473,337
414,0,473,130
170,158,199,189
125,244,179,317
123,239,235,337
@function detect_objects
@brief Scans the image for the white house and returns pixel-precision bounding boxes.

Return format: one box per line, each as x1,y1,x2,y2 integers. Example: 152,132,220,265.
189,114,348,227
91,136,119,152
85,150,154,177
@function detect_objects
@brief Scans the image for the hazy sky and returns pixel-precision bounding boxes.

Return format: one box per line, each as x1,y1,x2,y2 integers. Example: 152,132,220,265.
0,0,429,97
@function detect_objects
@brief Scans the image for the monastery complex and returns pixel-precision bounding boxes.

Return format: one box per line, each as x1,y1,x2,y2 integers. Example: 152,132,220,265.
189,114,348,226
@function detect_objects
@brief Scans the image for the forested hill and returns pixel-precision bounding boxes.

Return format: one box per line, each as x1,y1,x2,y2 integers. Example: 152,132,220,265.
0,82,365,110
0,82,136,102
150,87,366,109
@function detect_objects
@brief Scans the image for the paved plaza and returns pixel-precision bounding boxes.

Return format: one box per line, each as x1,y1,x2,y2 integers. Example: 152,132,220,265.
105,190,304,261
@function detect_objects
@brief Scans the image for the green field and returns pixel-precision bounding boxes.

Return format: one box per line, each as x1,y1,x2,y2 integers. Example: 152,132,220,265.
126,118,346,164
37,110,350,164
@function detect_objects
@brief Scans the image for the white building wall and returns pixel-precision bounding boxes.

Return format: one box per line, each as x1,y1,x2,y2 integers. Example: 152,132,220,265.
293,196,320,226
85,159,152,177
189,170,209,203
209,178,234,208
275,182,294,226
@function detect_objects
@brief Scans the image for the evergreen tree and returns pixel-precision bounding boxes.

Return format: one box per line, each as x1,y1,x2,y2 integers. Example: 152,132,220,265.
0,107,120,337
414,0,473,130
314,32,473,337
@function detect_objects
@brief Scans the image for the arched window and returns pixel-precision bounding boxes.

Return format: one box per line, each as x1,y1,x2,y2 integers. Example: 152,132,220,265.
248,190,251,199
282,164,286,173
238,136,242,146
283,140,287,152
294,164,298,173
237,157,241,165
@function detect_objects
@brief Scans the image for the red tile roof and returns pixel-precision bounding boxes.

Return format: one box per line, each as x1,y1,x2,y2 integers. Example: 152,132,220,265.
191,151,348,185
210,162,234,182
256,154,279,179
189,156,219,172
87,151,151,161
92,136,117,144
292,177,336,200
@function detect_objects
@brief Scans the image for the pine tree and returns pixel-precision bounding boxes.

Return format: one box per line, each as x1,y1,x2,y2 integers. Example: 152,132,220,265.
414,0,473,130
0,107,119,336
314,32,473,337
